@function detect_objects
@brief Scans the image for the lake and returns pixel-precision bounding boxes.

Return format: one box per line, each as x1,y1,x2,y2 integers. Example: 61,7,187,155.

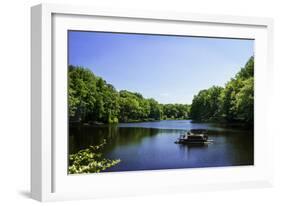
69,120,254,172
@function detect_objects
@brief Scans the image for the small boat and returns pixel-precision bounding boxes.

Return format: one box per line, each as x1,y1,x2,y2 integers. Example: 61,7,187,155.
175,129,211,144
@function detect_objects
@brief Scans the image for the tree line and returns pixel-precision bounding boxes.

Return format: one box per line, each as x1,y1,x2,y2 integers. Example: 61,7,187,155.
69,56,253,125
189,56,254,125
68,65,190,123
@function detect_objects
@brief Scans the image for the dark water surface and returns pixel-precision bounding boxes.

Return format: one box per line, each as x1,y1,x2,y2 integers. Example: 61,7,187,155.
69,120,253,172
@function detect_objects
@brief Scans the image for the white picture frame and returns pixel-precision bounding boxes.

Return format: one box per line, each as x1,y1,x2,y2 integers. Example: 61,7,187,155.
31,3,274,202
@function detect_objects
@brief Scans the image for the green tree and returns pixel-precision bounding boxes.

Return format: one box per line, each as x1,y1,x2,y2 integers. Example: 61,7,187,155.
69,66,120,123
68,66,97,121
235,77,254,123
190,86,223,121
148,98,162,120
190,56,254,125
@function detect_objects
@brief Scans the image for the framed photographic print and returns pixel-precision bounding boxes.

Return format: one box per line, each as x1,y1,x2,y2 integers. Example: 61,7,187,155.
31,3,274,201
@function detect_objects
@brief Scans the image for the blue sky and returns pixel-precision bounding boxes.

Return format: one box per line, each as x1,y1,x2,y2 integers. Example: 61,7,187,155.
68,31,254,104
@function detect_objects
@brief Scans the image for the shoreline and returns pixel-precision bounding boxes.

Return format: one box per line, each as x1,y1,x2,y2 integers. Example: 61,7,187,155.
69,119,253,129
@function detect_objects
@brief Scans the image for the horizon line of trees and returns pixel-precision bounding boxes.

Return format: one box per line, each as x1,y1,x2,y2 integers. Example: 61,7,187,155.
68,65,190,123
69,56,254,125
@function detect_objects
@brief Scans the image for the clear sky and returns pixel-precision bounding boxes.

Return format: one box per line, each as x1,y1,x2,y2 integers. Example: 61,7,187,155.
68,31,254,104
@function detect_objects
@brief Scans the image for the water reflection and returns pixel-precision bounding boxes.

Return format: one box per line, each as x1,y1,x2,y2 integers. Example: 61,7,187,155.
69,125,163,154
69,120,254,172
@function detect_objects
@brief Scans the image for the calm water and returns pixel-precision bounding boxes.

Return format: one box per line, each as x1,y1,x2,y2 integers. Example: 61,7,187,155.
69,120,254,172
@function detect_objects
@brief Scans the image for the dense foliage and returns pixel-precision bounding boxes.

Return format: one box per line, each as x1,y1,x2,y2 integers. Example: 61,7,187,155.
69,140,120,174
69,65,190,123
69,65,120,123
69,56,253,125
190,56,254,125
162,104,190,120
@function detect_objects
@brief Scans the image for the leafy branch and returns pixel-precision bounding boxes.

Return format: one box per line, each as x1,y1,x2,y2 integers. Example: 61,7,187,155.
69,139,120,174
